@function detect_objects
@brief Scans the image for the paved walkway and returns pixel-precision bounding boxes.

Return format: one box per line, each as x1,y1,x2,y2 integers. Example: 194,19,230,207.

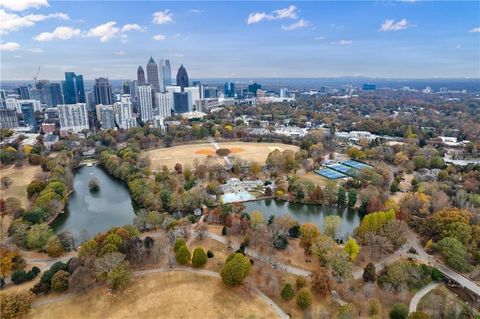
408,281,441,313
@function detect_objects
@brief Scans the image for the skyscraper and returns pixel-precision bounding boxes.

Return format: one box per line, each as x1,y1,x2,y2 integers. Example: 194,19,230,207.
146,57,160,91
34,80,51,105
173,92,189,113
16,86,31,100
113,95,137,129
48,83,64,107
224,82,235,98
248,83,261,96
157,59,165,92
122,81,131,95
20,102,38,132
154,92,172,118
95,104,116,129
163,59,172,89
58,103,89,132
93,77,113,106
64,72,85,104
137,66,146,85
176,65,189,91
138,85,153,122
0,109,19,129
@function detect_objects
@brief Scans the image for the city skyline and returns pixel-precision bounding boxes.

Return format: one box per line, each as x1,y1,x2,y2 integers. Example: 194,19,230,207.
0,1,479,80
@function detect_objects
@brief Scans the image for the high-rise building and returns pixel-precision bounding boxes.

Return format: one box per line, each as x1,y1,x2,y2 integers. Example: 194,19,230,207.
173,92,189,113
122,81,131,95
279,88,289,98
138,85,153,122
137,66,146,85
362,84,376,91
113,95,137,129
154,92,172,118
248,83,261,96
49,83,64,107
203,86,218,98
58,103,89,132
146,57,160,91
130,80,138,99
34,80,51,105
94,78,113,106
64,72,85,104
224,82,235,98
163,59,172,88
95,104,116,129
6,98,21,113
16,86,31,100
157,59,165,92
0,109,19,129
20,102,38,131
176,65,189,91
184,86,200,111
0,90,6,108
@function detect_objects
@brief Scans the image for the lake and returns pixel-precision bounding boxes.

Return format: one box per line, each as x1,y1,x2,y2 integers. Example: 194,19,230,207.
52,165,136,240
243,199,363,239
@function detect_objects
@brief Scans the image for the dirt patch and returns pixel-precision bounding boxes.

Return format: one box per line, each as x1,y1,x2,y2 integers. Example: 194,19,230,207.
195,149,216,156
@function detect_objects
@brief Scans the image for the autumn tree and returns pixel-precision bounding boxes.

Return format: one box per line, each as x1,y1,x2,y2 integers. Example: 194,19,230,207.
344,237,360,261
363,262,377,283
300,223,320,254
310,268,331,296
296,288,313,310
324,215,341,239
220,253,251,286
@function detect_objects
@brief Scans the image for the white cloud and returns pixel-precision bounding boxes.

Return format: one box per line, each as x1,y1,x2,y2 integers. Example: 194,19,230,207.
87,21,119,42
34,26,81,41
247,5,297,24
28,47,43,53
0,9,69,34
0,0,49,11
469,27,480,33
152,10,173,24
379,18,410,31
114,50,125,56
0,41,20,51
153,34,166,41
121,23,145,32
331,40,352,45
281,19,310,31
314,36,325,41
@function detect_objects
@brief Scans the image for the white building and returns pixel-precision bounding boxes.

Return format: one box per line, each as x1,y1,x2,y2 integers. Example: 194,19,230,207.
6,99,41,113
95,104,116,129
154,91,172,118
58,103,89,133
138,85,153,122
184,86,201,111
152,115,165,129
113,95,137,129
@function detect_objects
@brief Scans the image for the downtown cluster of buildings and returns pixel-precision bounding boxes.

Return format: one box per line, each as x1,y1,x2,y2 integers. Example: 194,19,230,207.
0,57,295,136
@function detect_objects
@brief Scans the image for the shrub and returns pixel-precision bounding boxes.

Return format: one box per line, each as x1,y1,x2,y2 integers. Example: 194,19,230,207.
222,226,227,236
51,270,70,292
0,291,35,319
107,262,132,292
175,245,191,265
31,266,40,275
46,236,65,257
173,239,186,253
280,283,295,301
363,262,376,282
296,288,312,310
192,248,207,268
390,303,409,319
11,270,34,285
220,253,251,286
216,148,231,156
207,250,214,258
296,276,306,289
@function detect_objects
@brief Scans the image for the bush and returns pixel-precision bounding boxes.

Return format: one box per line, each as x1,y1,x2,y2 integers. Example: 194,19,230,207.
207,250,214,258
192,248,207,268
46,236,65,257
280,283,295,301
363,262,376,282
216,148,231,156
31,266,41,275
11,270,34,285
390,304,409,319
175,245,191,265
0,291,35,319
296,276,306,289
173,239,186,254
51,270,70,292
107,262,132,292
220,253,251,286
296,288,312,310
222,226,227,236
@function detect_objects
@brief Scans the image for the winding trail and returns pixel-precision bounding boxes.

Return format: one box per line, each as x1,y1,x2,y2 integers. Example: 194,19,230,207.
408,281,441,314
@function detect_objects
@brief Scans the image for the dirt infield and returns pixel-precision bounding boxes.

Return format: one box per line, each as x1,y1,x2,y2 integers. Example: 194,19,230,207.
145,141,299,170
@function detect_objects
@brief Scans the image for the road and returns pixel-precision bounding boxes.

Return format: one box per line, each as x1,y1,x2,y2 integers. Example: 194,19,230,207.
408,281,441,313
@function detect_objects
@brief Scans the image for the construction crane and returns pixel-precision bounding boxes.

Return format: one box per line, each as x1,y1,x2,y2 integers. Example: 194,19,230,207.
33,66,41,86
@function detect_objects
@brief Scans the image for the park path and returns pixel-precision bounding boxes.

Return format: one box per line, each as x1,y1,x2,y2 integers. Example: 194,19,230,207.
408,281,441,314
32,266,289,319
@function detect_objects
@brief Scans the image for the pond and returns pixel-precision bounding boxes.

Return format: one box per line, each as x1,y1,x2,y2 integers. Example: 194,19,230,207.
52,165,136,240
243,199,363,240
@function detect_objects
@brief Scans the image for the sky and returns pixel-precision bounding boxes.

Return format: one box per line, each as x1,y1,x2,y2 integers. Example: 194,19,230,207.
0,0,479,80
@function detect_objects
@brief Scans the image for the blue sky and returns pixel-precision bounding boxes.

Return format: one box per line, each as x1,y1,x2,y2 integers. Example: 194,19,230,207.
1,0,479,80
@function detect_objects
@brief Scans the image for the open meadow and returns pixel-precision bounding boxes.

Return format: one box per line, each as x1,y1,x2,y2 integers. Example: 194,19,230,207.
144,141,299,171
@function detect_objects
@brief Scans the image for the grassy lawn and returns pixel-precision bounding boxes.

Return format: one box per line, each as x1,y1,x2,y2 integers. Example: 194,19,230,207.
29,271,280,319
299,172,333,187
145,141,299,171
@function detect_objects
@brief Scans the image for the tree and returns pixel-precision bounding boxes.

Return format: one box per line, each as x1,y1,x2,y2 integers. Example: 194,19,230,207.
107,262,132,291
175,245,191,265
369,298,382,316
390,303,409,319
329,249,353,282
310,268,331,296
26,223,53,250
323,215,341,239
433,237,471,272
280,283,295,301
0,246,16,278
337,187,347,207
0,291,35,319
1,176,12,189
89,178,100,192
363,262,376,282
27,180,46,198
173,239,187,253
344,237,360,261
191,247,207,267
220,253,251,286
347,189,357,208
296,288,312,310
300,223,320,254
51,270,69,292
69,266,95,294
4,197,22,216
46,236,64,257
250,210,265,228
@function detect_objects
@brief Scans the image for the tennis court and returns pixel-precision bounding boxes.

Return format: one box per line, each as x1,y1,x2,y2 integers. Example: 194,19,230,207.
328,164,356,175
315,168,348,180
342,160,372,170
